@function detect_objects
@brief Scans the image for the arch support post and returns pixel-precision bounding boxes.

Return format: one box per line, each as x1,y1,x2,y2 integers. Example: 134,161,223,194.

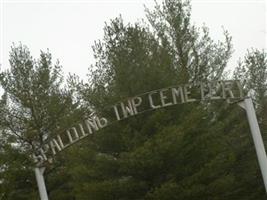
238,98,267,192
34,167,49,200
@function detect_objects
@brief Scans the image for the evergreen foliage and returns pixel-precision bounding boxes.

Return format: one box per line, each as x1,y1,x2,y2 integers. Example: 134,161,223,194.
0,0,266,199
65,0,265,199
0,45,81,199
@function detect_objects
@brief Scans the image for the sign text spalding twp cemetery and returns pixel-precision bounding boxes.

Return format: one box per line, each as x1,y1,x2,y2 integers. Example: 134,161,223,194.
33,80,243,163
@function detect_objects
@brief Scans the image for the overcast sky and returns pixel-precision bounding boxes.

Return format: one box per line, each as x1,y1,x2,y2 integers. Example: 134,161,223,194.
0,0,266,80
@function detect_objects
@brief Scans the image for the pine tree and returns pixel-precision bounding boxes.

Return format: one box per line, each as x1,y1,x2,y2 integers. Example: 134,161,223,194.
64,1,267,199
0,44,81,199
1,1,266,199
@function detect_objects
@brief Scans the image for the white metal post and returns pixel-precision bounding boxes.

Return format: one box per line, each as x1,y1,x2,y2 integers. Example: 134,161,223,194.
34,167,49,200
239,98,267,192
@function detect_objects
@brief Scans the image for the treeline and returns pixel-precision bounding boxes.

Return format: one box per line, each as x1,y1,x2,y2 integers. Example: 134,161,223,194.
0,0,266,199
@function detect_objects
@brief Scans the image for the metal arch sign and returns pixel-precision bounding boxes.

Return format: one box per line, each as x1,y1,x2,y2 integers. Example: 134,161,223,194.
33,80,244,163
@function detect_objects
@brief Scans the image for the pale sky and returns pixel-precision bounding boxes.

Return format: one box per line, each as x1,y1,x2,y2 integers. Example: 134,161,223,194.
0,0,266,81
